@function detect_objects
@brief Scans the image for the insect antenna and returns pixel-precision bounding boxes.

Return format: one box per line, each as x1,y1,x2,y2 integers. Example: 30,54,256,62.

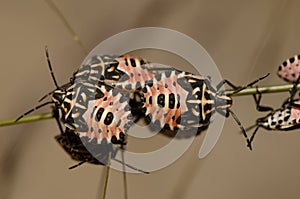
40,46,75,102
45,46,59,89
16,47,61,121
38,90,56,102
227,109,252,150
15,101,54,121
228,73,270,96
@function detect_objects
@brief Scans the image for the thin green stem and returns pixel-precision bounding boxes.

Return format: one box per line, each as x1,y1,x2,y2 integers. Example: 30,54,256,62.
225,83,300,96
44,0,88,55
0,113,52,127
0,83,298,127
121,145,128,199
102,152,111,199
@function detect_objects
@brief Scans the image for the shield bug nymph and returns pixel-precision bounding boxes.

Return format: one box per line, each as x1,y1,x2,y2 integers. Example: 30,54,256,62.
247,76,300,148
140,66,269,150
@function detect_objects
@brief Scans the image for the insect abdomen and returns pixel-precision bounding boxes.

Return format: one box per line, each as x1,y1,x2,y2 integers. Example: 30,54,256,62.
265,107,300,130
277,55,300,83
142,69,213,131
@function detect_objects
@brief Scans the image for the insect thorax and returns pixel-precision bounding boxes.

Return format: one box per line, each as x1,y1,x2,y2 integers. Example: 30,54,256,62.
214,94,232,111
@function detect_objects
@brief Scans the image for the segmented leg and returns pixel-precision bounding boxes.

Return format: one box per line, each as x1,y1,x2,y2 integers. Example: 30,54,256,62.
227,109,252,150
247,126,260,148
253,86,274,112
279,76,300,107
52,106,64,135
286,75,300,105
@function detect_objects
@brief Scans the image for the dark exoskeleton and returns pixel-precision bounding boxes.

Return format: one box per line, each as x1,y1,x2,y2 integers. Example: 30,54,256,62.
247,76,300,149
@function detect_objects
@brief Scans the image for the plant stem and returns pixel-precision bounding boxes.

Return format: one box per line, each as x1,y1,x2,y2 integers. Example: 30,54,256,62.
1,83,298,127
44,0,88,55
102,152,111,199
225,83,300,96
0,113,52,127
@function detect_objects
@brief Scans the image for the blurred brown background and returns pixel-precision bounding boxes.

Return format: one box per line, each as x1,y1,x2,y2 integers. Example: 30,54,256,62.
1,0,300,198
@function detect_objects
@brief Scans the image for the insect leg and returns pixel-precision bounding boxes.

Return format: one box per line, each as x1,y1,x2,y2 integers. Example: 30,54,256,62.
253,86,273,112
216,109,229,117
52,106,64,135
290,102,300,109
287,75,300,104
280,76,300,107
227,109,252,150
68,160,87,169
248,126,260,148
